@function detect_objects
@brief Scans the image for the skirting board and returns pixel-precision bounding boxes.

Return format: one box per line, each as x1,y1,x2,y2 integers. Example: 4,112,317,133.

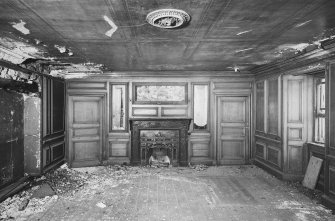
321,194,335,211
254,159,304,181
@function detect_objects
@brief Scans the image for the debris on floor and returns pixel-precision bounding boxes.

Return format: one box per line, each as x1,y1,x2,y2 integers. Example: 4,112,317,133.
188,163,209,171
0,165,334,220
96,202,107,208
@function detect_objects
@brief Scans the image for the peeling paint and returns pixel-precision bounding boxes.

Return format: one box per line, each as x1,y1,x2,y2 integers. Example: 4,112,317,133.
236,30,252,36
0,37,46,64
49,62,103,79
103,15,118,37
295,20,312,28
235,48,253,53
11,20,30,35
277,43,310,52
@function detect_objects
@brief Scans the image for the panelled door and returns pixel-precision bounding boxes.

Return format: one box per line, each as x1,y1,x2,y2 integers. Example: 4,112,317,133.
68,95,105,167
217,96,249,164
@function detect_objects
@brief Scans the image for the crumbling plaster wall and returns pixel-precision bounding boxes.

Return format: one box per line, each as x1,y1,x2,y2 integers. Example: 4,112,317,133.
0,88,24,188
0,63,42,187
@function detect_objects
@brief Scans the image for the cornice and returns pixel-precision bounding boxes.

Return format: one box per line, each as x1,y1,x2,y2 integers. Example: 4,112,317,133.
94,70,254,78
253,46,335,78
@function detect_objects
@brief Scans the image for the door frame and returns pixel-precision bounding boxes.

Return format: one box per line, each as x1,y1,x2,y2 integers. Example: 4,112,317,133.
66,92,107,167
213,93,252,165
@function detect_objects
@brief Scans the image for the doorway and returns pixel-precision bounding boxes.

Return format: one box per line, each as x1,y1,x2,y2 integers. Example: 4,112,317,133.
216,96,250,165
68,94,106,167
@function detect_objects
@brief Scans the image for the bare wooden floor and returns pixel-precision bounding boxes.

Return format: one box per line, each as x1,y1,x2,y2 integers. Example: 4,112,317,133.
5,166,335,221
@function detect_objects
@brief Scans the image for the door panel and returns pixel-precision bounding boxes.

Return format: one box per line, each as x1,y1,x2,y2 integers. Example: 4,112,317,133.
68,96,104,167
217,96,249,164
282,76,308,174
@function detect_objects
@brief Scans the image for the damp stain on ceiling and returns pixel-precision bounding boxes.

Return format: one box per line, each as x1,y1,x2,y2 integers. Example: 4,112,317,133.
0,0,335,72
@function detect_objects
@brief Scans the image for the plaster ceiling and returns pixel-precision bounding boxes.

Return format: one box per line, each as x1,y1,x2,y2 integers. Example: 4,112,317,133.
0,0,335,72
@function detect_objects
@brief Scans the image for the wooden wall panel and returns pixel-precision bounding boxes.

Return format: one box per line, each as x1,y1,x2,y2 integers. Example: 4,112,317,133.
192,143,209,157
42,77,66,172
324,61,335,209
52,80,65,133
267,79,279,135
288,128,303,140
255,142,266,159
288,145,303,173
68,82,107,90
256,82,265,132
267,146,280,166
110,142,128,157
287,80,303,123
74,141,100,160
132,107,158,117
161,107,187,117
189,132,211,164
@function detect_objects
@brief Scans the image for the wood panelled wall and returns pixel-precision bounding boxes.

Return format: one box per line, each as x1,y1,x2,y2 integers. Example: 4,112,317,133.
66,75,253,166
254,74,314,180
41,77,66,172
324,61,335,210
25,76,66,175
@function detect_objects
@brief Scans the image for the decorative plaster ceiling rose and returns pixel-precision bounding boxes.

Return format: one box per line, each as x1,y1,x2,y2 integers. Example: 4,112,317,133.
146,9,190,29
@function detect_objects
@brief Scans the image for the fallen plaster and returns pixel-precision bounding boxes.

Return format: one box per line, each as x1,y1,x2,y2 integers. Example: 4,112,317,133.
11,20,30,35
295,20,312,28
68,50,73,56
54,45,66,53
103,15,118,37
34,39,42,45
236,30,252,36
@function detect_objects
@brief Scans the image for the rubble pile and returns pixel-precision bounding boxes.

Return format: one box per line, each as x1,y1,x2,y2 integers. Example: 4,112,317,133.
188,163,209,172
44,164,88,195
0,187,58,220
286,181,323,202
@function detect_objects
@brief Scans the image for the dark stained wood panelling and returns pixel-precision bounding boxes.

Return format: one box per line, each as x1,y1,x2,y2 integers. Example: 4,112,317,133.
324,61,335,209
256,142,265,159
267,147,280,166
256,81,264,132
52,80,65,133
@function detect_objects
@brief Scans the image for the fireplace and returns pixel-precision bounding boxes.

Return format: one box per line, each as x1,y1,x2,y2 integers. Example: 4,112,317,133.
129,118,192,166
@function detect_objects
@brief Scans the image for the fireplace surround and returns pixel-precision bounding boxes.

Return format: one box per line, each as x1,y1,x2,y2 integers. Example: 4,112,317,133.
129,118,192,166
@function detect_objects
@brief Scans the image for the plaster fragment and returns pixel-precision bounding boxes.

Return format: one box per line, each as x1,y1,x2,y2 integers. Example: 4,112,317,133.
54,45,67,53
11,20,30,35
34,39,41,45
103,15,118,37
236,30,252,36
295,20,312,28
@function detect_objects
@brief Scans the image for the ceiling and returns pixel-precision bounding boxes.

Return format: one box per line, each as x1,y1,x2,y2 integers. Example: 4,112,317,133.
0,0,335,72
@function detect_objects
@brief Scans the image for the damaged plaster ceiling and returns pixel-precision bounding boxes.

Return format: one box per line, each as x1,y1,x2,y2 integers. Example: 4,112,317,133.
0,0,335,75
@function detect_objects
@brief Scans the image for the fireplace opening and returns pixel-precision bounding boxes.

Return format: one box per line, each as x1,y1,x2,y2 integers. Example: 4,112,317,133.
140,130,179,166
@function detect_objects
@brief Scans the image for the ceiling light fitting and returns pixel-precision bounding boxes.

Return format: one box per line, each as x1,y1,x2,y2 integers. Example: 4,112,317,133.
146,9,190,29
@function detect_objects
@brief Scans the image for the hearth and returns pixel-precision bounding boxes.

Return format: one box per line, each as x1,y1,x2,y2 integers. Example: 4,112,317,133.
129,118,191,166
140,130,179,166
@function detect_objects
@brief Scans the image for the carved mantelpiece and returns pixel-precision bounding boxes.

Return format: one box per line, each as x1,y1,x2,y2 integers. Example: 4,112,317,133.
129,118,192,166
